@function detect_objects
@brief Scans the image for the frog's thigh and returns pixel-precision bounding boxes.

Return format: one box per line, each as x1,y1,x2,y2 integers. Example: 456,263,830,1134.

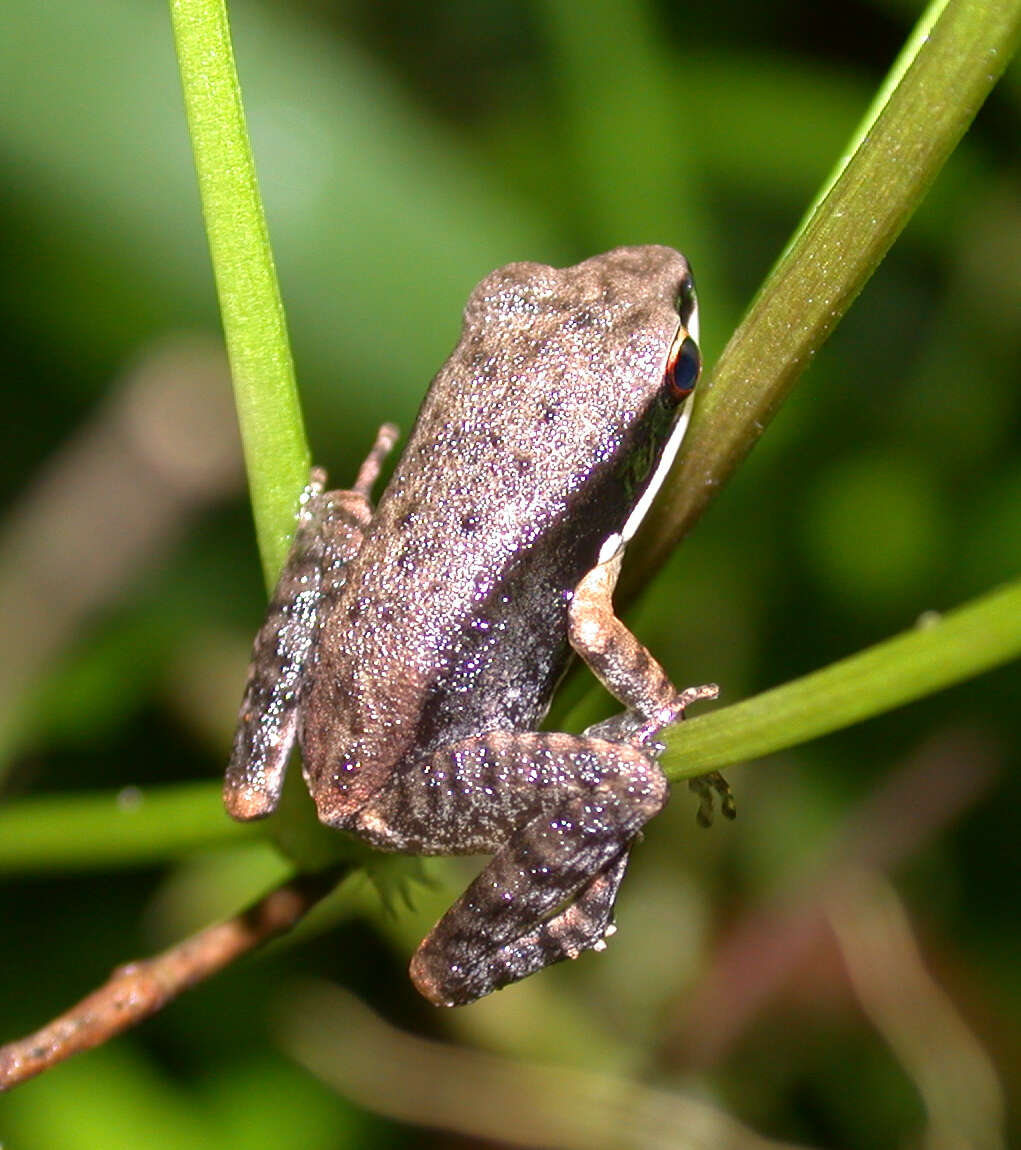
356,730,666,853
365,730,667,1006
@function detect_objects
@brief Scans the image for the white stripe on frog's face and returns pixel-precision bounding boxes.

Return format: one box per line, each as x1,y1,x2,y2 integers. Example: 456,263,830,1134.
596,295,701,569
687,296,700,345
596,387,695,567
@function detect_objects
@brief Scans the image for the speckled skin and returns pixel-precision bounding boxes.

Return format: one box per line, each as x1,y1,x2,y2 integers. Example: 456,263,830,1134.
225,246,730,1006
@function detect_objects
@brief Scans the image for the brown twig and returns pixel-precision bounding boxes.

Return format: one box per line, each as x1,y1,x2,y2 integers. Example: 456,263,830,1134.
0,868,343,1092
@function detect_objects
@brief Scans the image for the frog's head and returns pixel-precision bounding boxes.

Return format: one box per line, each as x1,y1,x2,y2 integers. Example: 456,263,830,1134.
451,245,700,571
517,245,699,567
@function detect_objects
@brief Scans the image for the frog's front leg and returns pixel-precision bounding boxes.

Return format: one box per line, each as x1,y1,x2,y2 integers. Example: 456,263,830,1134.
224,424,398,820
569,552,736,826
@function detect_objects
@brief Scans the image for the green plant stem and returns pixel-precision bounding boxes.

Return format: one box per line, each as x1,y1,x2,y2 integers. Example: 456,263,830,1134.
170,0,308,587
662,579,1021,778
0,782,251,873
171,1,339,870
625,0,1021,595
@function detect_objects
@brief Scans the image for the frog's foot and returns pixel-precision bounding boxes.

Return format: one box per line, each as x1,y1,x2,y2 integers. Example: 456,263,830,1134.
628,680,720,749
352,422,400,498
687,770,737,827
582,681,719,751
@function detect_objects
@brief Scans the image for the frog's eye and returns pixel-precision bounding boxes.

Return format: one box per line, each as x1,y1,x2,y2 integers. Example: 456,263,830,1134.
666,335,701,400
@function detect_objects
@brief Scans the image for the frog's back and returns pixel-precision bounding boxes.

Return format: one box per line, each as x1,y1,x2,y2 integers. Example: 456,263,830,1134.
307,246,694,797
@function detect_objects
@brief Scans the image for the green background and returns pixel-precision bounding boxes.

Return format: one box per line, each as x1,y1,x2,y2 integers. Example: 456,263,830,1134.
1,1,1018,1147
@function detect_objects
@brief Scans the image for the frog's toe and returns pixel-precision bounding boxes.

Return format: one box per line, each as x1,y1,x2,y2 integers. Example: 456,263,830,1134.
409,946,459,1008
687,770,736,826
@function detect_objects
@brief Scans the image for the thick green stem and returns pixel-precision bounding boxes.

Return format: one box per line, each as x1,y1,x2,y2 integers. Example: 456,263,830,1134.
625,0,1021,595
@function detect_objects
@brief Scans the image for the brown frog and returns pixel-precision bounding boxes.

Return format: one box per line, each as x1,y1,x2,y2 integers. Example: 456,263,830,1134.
224,245,733,1006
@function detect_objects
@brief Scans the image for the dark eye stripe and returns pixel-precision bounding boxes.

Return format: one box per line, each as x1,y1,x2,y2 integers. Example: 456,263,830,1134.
677,275,697,330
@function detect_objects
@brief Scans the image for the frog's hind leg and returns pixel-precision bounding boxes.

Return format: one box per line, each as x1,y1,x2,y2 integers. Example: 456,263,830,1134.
375,731,667,1006
409,782,653,1007
454,849,631,1002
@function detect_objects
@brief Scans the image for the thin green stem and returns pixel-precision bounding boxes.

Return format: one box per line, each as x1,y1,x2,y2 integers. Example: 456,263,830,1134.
624,0,1021,596
170,0,309,586
662,579,1021,778
0,782,250,872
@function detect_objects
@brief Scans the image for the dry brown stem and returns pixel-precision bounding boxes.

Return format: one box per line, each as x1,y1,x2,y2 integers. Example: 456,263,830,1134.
0,869,340,1092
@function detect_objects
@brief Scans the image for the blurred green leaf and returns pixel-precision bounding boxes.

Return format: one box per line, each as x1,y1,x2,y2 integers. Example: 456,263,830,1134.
0,0,563,413
801,452,948,610
2,1045,221,1150
199,1053,375,1150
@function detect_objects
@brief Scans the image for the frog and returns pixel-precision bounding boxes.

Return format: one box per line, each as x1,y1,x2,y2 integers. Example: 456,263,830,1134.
224,244,734,1007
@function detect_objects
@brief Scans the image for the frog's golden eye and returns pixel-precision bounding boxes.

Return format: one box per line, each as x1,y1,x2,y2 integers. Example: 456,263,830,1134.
666,335,701,400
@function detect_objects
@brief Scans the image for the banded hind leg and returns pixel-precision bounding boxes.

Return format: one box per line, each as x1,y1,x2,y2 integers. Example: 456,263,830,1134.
446,849,631,1003
349,730,668,1006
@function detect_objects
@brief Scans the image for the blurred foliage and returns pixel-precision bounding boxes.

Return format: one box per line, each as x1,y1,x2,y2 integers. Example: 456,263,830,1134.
0,1,1018,1148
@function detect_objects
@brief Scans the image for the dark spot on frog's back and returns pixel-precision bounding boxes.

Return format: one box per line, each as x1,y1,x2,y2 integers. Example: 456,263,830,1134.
599,280,620,307
460,513,481,535
397,539,422,573
568,307,596,331
677,274,696,327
